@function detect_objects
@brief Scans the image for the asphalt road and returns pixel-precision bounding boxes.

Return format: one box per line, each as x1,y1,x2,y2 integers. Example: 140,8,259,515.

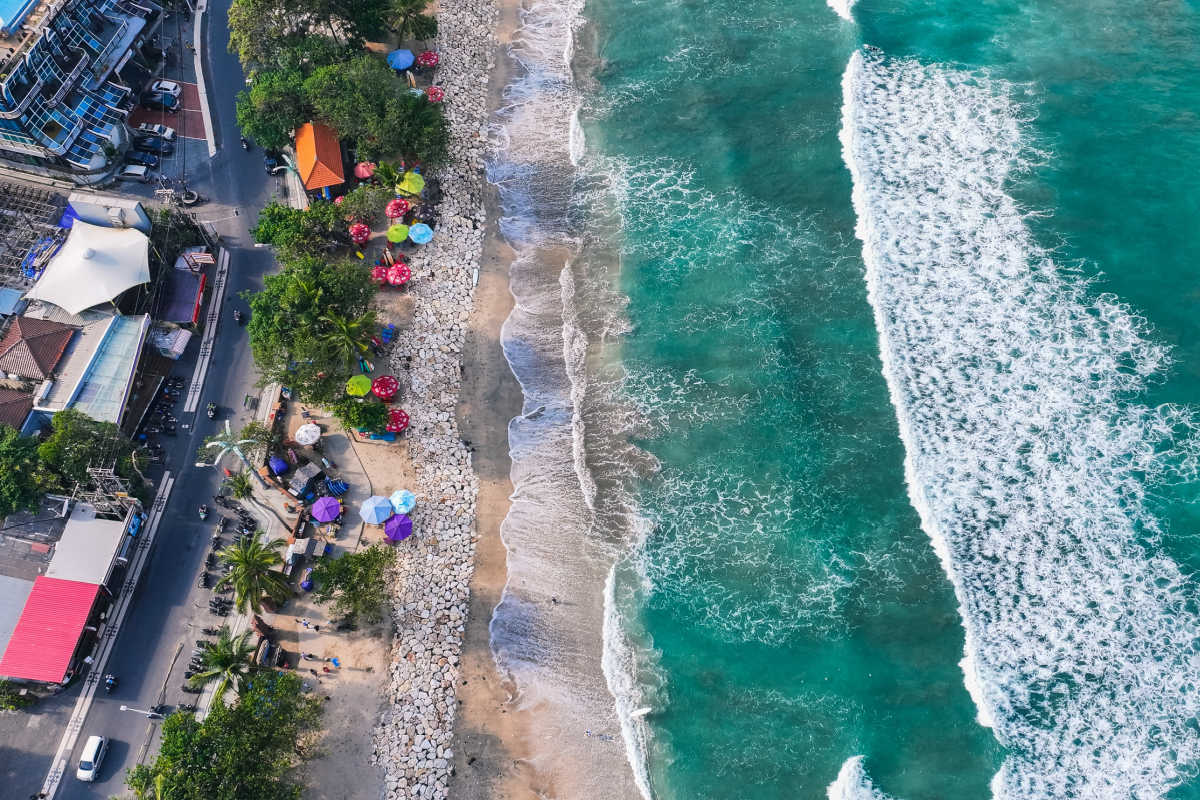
54,1,286,795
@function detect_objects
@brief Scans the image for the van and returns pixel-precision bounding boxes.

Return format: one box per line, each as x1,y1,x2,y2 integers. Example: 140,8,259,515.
116,164,150,182
76,734,107,781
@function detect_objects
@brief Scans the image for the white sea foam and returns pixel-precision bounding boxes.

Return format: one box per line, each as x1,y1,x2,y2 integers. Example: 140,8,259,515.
840,45,1200,798
826,0,856,22
828,757,897,800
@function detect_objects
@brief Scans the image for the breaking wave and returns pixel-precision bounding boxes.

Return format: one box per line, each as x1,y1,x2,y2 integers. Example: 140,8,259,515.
840,45,1200,799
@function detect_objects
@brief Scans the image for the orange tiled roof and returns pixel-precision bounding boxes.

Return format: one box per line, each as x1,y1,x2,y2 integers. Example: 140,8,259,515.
295,123,345,191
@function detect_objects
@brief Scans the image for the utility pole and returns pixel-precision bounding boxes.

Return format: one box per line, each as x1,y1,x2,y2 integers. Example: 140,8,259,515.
72,466,136,520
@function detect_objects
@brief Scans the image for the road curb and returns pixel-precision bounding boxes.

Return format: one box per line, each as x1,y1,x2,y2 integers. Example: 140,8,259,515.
185,247,230,414
192,0,218,157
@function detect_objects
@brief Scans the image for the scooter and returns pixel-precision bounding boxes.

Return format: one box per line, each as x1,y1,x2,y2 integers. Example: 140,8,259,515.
181,684,203,694
206,402,217,419
178,702,197,712
201,627,221,636
104,674,117,693
198,505,209,521
240,136,250,150
233,309,244,325
197,573,210,588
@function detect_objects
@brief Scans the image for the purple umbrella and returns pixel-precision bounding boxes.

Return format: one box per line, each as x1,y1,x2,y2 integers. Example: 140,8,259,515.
269,456,289,475
311,496,341,523
384,513,413,542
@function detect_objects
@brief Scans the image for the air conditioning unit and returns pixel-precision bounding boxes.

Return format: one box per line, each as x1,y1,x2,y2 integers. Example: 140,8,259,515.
107,206,126,227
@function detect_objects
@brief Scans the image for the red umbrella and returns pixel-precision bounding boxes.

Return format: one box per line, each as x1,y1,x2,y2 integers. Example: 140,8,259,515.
354,161,376,179
372,375,399,401
370,265,388,284
385,198,411,219
334,195,344,204
387,408,410,432
386,263,411,286
425,86,445,103
349,222,370,245
417,50,439,67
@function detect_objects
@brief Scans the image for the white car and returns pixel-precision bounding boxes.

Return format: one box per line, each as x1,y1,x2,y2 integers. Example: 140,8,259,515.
150,79,182,98
76,734,108,782
116,164,150,182
136,122,176,141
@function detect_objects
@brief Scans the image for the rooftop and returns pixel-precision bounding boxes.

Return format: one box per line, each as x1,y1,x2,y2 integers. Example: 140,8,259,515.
0,386,31,427
43,503,125,585
70,313,148,424
0,315,75,378
35,316,108,412
295,122,345,191
0,575,99,683
0,574,32,664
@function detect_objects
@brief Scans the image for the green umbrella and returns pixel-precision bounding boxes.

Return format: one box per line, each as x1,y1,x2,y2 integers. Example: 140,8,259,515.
346,375,372,396
386,224,409,243
396,171,425,196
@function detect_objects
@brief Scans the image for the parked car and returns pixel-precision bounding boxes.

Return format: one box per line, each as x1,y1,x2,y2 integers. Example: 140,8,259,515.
126,150,159,168
149,79,182,98
136,123,176,141
140,92,179,113
76,735,108,782
116,164,150,182
133,135,174,156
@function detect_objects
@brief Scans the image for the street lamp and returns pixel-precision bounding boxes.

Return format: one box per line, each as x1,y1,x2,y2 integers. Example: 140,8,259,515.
119,704,162,719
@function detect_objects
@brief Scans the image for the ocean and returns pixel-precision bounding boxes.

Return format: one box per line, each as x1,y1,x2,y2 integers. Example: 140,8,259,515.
487,0,1200,798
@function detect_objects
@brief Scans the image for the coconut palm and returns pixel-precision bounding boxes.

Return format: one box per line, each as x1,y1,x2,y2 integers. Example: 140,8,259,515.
187,626,256,698
388,0,437,42
217,537,291,614
222,469,254,500
317,310,376,370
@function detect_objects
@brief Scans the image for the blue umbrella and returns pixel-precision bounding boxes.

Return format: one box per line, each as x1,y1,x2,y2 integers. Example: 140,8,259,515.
359,495,394,524
269,456,288,475
387,49,415,70
389,489,416,514
408,223,433,244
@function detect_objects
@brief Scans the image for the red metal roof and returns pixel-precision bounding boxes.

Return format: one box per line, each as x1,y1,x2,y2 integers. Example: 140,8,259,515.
0,577,100,683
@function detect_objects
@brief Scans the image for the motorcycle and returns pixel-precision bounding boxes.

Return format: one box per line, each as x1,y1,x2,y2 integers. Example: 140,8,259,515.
178,702,197,712
206,402,217,420
198,504,208,521
240,135,250,150
233,309,244,325
149,703,168,716
181,684,203,694
104,674,117,693
201,627,221,636
197,573,209,588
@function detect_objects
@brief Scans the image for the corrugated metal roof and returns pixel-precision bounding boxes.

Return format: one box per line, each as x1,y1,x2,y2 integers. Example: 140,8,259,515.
295,123,345,191
0,576,99,683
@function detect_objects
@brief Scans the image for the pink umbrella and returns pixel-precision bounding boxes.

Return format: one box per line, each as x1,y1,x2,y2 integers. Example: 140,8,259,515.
387,408,410,432
386,263,411,286
385,198,411,219
354,161,376,179
426,86,445,103
417,50,439,68
370,265,388,284
372,375,399,401
334,195,344,204
349,222,370,245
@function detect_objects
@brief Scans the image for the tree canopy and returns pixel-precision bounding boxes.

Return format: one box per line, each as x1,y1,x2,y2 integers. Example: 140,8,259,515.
0,425,45,518
251,200,346,260
217,537,292,614
36,408,145,498
388,0,437,41
235,69,309,151
310,544,396,623
330,396,389,431
127,671,320,800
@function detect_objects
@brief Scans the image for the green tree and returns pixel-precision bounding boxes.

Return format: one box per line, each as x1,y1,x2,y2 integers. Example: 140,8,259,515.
239,421,282,457
336,181,395,226
188,627,257,698
127,670,320,800
331,396,389,431
227,0,296,72
0,425,45,518
222,470,255,500
36,408,145,497
317,310,377,371
217,537,292,614
236,69,308,151
305,54,448,163
388,0,437,42
0,678,34,711
251,201,344,259
310,544,396,623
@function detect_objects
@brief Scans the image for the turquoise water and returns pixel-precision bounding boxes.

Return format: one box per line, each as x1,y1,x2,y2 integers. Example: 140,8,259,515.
550,0,1200,797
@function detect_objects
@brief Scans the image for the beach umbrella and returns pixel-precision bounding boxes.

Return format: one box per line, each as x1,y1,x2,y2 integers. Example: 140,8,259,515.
386,263,411,286
371,264,388,284
349,222,370,245
346,375,372,396
386,223,409,243
334,195,344,205
384,513,413,542
425,86,445,103
268,456,289,475
396,171,425,196
354,161,376,179
389,489,416,514
372,374,399,401
408,223,433,245
387,408,410,433
417,50,439,68
385,197,411,219
294,423,321,446
359,495,394,524
311,496,341,523
387,49,415,70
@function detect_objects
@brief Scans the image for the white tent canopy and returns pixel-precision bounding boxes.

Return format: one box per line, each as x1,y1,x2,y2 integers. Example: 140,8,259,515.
25,221,150,315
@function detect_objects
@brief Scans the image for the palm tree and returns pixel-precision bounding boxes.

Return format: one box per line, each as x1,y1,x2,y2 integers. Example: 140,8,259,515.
222,470,254,500
389,0,437,42
201,420,266,486
374,161,401,190
318,310,376,370
187,626,256,698
217,537,292,614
